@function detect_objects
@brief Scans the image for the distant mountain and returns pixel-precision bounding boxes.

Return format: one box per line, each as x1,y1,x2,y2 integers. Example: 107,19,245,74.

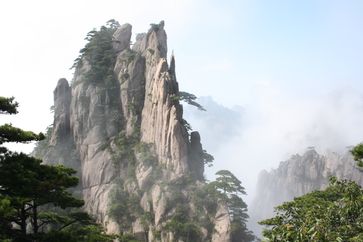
184,96,243,153
249,148,363,235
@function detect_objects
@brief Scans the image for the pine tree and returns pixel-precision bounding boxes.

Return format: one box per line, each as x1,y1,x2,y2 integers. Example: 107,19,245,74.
212,170,255,242
0,96,114,241
351,143,363,167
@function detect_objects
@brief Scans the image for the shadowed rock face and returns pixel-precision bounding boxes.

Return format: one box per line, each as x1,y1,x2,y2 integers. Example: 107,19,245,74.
36,21,231,241
51,78,71,144
250,149,363,235
189,131,205,179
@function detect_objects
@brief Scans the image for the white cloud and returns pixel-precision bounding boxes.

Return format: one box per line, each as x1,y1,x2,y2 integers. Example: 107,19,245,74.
185,86,363,206
2,0,363,210
0,0,204,135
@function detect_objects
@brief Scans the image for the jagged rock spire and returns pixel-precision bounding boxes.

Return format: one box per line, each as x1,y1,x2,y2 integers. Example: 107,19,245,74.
50,78,71,145
37,21,231,242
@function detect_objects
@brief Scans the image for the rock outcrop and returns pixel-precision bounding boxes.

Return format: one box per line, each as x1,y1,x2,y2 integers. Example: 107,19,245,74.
33,21,231,241
249,148,363,235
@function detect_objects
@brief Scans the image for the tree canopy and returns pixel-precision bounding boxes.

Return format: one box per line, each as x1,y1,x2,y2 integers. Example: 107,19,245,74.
259,177,363,242
0,97,18,114
211,170,255,242
0,96,114,241
71,19,120,86
177,91,206,111
351,143,363,167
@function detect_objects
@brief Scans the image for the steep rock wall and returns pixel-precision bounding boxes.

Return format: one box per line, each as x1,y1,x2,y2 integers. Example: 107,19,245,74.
34,21,231,242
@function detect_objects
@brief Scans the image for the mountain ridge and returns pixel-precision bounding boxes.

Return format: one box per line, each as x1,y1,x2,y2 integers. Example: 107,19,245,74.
249,148,363,235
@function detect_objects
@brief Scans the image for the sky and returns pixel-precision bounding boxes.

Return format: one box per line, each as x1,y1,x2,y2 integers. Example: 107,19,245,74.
1,0,363,210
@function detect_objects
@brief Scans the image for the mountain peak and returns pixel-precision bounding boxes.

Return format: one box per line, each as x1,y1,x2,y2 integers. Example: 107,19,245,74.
34,21,231,241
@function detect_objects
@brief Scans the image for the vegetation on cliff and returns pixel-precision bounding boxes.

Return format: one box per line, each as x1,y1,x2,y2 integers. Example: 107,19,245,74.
71,19,120,86
26,20,256,241
351,143,363,168
0,97,113,242
212,170,255,242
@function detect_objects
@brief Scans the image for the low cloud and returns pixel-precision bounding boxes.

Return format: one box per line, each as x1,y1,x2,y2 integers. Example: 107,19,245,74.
184,87,363,206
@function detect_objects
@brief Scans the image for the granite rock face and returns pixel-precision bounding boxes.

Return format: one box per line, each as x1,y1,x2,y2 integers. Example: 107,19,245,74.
211,203,231,242
250,149,363,235
34,21,231,241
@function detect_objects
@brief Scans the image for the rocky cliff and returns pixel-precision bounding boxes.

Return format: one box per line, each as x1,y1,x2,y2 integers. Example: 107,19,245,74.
249,148,363,235
33,21,231,241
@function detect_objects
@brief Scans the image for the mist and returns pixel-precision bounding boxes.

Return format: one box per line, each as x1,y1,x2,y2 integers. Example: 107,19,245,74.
184,87,363,207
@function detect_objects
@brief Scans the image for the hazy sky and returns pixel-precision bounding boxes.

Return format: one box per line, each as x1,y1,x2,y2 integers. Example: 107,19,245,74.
2,0,363,203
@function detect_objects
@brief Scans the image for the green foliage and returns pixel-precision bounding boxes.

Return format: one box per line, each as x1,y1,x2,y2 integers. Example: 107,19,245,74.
0,153,88,240
0,196,14,241
190,183,220,239
0,96,111,241
0,123,44,145
33,125,53,158
0,97,18,114
117,49,137,85
229,194,255,242
259,177,363,242
213,170,246,196
71,20,120,86
111,129,157,182
39,224,115,242
164,178,189,213
111,130,142,169
178,91,206,111
181,118,192,132
351,143,363,167
140,211,154,229
122,49,137,64
30,210,115,241
161,177,215,241
164,171,253,241
171,91,206,111
165,204,202,242
202,149,214,167
108,181,142,231
152,228,161,240
192,183,219,216
127,102,137,116
108,127,160,236
135,142,158,167
112,131,136,165
211,170,255,242
118,233,141,242
0,153,83,208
